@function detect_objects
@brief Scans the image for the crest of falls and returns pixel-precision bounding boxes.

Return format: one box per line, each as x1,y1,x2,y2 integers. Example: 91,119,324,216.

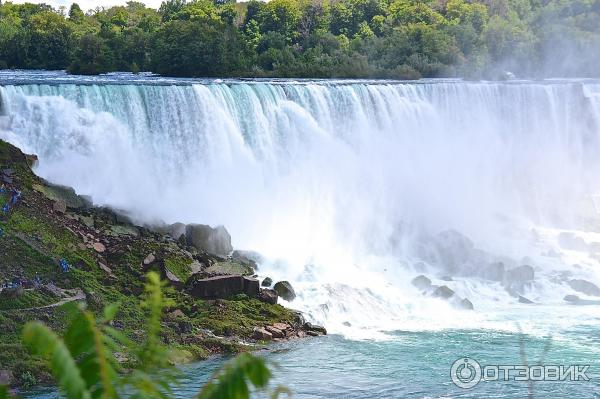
2,76,600,337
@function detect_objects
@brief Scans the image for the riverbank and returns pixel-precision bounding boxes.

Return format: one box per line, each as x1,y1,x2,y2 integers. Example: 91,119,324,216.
0,139,324,390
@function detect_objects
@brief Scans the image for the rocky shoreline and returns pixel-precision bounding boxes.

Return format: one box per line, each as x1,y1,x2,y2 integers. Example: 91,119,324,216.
0,139,325,390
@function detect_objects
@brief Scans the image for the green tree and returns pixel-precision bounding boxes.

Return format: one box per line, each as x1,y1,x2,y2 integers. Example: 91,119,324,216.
68,3,85,23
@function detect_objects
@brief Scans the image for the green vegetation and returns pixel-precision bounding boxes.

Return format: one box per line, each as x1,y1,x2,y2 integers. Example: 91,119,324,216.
0,0,598,79
0,272,282,399
0,138,301,390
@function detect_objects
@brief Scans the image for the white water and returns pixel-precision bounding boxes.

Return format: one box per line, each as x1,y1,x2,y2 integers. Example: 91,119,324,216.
2,74,600,339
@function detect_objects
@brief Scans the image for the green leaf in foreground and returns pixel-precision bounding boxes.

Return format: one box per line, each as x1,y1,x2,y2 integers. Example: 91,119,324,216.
22,322,92,399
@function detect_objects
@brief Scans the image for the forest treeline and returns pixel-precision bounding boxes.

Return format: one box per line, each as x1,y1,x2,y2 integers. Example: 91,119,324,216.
0,0,599,79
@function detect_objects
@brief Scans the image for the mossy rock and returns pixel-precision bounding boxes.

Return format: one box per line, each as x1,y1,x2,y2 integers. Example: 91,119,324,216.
204,261,253,276
33,183,85,209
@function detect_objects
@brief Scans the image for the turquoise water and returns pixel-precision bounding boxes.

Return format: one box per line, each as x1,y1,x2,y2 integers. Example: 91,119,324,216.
176,331,599,398
24,328,600,398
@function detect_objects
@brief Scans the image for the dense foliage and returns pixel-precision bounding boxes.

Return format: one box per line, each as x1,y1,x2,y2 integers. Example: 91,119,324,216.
0,273,282,399
0,0,599,78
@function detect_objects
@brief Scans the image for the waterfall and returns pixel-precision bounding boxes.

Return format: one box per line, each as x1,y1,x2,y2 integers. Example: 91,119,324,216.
2,75,600,336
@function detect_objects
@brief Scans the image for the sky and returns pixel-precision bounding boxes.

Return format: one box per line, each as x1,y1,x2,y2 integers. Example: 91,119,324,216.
11,0,164,11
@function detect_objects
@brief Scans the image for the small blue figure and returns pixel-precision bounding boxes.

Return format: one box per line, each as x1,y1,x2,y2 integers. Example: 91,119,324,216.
10,190,20,205
59,258,70,272
0,227,4,236
0,187,5,194
2,204,9,213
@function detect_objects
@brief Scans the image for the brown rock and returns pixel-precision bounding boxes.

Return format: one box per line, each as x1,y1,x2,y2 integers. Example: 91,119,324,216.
163,268,183,289
265,325,285,338
168,309,185,319
252,327,273,341
98,261,115,276
303,322,327,335
272,322,289,331
258,288,278,304
93,242,106,253
143,253,156,266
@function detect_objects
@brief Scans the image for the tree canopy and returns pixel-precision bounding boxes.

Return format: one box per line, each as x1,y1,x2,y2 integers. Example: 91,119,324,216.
0,0,598,78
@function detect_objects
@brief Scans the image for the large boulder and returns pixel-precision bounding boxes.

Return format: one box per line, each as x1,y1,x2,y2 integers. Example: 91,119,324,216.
169,223,186,240
242,277,259,297
506,265,534,283
204,261,253,276
411,275,432,291
34,182,85,210
258,288,278,304
152,222,186,240
564,294,580,303
568,279,600,297
261,277,273,287
458,298,474,310
303,322,327,335
273,281,296,301
186,224,232,256
188,275,244,299
518,295,534,304
252,327,272,341
232,250,262,268
159,264,183,290
432,285,455,299
265,325,285,338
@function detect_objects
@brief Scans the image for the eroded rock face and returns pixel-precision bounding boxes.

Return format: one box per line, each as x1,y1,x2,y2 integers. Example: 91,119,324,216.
273,281,296,301
186,224,232,256
568,279,600,297
34,182,86,210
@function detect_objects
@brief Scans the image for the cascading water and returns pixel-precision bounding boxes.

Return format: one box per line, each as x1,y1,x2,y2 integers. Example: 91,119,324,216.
2,72,600,339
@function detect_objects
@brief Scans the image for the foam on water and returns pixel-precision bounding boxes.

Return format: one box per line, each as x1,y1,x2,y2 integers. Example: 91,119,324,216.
2,72,600,339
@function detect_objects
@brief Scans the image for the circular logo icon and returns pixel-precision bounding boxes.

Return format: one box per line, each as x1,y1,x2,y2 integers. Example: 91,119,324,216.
451,357,482,389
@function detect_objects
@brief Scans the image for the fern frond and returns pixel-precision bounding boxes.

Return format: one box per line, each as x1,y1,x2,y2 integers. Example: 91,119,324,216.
23,322,92,399
197,353,274,399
